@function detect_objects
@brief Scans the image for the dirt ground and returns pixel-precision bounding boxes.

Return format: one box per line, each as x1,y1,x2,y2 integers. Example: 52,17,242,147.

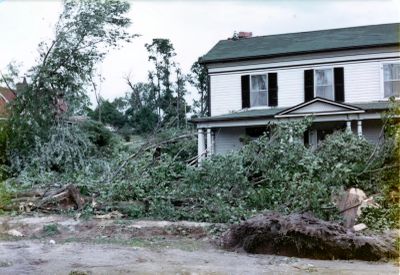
0,214,398,275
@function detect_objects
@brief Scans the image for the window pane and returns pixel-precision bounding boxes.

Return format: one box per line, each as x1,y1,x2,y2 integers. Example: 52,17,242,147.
384,81,400,98
250,75,268,107
384,64,400,81
316,86,334,100
251,75,267,91
315,69,334,100
250,91,268,106
316,69,333,86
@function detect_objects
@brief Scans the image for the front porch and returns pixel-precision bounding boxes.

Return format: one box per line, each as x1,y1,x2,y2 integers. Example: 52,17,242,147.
192,99,389,162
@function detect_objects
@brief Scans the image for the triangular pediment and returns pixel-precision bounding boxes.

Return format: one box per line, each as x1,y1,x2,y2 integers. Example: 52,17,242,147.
275,97,364,118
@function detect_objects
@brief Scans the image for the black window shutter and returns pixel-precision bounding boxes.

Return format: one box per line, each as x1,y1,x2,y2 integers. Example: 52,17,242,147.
268,73,278,107
334,67,345,102
304,69,314,102
241,75,250,108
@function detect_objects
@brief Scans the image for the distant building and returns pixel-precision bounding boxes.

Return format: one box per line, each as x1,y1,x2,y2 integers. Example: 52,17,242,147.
0,86,16,118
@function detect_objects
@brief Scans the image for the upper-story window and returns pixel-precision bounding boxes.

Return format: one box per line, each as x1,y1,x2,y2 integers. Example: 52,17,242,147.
250,74,268,107
315,69,334,100
383,63,400,98
304,67,343,103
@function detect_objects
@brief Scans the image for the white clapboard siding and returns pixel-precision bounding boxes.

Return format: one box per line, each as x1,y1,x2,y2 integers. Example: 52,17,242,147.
214,127,244,154
278,68,306,107
209,58,399,116
344,61,382,102
210,74,242,116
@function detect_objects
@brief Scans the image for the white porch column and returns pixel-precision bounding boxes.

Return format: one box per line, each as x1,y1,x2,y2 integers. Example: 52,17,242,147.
197,128,205,164
346,121,352,132
310,129,318,149
206,128,212,157
357,120,363,137
211,131,215,155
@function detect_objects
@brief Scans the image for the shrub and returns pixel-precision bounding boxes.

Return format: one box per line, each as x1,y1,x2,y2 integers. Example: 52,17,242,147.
80,120,114,149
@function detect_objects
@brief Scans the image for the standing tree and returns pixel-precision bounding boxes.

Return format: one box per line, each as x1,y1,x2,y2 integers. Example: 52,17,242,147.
174,67,189,128
145,38,190,128
88,99,127,129
145,39,176,124
189,58,209,117
8,0,135,167
125,80,158,133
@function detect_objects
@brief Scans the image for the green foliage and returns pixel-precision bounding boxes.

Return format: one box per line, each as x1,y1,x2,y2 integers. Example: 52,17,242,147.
14,122,92,174
0,121,10,180
358,98,400,231
359,202,399,231
8,0,134,169
42,223,60,236
0,182,13,212
88,99,127,128
129,106,159,133
89,120,385,223
145,38,189,127
5,112,397,227
80,120,114,149
189,59,209,117
241,119,342,220
316,131,374,191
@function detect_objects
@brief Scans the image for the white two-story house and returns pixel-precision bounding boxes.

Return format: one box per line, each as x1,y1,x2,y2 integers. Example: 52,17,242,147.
192,23,400,160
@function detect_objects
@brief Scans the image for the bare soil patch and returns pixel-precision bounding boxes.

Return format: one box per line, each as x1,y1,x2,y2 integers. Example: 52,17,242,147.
0,214,398,274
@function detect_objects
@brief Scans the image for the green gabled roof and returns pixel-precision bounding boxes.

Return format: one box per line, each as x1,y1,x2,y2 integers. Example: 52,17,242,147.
191,101,390,123
201,23,400,64
352,101,390,111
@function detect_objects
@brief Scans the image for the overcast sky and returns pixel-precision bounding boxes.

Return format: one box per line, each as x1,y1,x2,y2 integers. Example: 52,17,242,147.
0,0,399,106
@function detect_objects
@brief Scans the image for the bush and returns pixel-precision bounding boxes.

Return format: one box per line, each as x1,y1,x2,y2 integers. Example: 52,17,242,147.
80,120,114,149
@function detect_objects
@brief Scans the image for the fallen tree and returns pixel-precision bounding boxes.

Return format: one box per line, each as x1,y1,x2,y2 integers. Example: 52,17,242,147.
2,184,85,213
221,212,398,261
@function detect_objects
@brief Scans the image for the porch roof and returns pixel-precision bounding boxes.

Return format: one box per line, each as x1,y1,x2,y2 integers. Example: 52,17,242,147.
190,100,390,123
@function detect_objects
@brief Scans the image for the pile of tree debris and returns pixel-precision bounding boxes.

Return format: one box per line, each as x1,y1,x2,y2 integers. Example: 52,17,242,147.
221,212,398,261
2,184,84,213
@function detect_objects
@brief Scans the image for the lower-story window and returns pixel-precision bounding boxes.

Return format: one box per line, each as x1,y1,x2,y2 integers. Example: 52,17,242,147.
383,63,400,98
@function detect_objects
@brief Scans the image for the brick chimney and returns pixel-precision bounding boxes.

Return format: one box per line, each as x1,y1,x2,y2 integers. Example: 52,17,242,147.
238,31,252,39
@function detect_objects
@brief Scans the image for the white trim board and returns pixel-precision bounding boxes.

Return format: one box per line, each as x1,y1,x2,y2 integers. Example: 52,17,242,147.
208,53,400,75
197,113,383,128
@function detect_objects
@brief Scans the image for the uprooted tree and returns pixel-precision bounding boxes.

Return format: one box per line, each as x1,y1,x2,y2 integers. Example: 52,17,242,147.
7,0,135,171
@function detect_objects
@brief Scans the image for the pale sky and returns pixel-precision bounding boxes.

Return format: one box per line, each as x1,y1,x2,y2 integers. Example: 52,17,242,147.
0,0,399,107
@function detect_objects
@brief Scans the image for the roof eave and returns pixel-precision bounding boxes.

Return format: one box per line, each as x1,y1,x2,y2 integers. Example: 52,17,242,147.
200,43,400,65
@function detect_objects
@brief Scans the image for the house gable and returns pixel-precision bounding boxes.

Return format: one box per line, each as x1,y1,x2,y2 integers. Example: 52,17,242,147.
275,97,364,118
